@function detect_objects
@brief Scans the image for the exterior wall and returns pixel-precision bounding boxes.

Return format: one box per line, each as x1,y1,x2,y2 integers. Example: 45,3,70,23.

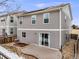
61,30,69,46
0,16,7,35
17,5,72,49
6,15,17,36
61,6,71,29
0,15,17,36
7,27,17,36
61,6,71,46
18,11,60,29
17,30,60,49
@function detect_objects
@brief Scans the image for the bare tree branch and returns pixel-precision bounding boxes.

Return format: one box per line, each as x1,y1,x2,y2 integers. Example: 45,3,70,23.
0,0,21,14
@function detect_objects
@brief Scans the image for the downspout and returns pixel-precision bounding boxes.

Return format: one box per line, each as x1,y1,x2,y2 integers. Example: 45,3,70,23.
59,8,62,49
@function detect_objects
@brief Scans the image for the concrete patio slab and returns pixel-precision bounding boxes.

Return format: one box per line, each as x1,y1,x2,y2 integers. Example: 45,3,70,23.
22,44,62,59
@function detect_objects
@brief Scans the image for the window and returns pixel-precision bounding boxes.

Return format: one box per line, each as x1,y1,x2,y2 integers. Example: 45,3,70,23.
43,13,49,23
10,28,13,34
2,29,5,34
1,19,5,22
65,16,66,23
20,21,22,24
22,32,26,37
10,16,14,23
31,15,36,24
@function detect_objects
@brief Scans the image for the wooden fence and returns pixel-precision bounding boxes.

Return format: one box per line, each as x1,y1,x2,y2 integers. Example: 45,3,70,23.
0,36,16,44
62,39,79,59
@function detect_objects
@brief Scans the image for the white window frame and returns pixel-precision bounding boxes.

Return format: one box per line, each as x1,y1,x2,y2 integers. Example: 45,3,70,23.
39,32,50,48
31,15,36,24
43,13,50,24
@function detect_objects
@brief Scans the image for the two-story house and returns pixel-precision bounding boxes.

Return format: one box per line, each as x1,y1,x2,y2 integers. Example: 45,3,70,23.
0,11,25,37
17,3,72,49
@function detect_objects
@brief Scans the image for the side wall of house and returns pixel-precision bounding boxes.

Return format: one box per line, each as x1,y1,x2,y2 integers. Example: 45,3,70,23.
17,30,60,49
0,16,7,36
61,5,71,46
6,15,17,36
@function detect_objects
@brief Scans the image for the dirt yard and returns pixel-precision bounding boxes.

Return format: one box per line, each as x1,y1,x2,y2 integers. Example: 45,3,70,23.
1,42,38,59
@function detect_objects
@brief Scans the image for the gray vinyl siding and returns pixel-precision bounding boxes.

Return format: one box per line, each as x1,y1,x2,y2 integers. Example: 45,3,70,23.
61,30,69,46
18,11,60,29
61,9,71,46
17,30,60,49
17,5,72,49
61,8,71,29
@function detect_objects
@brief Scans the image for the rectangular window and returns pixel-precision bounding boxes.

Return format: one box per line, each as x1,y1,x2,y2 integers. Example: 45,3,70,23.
10,28,13,34
20,21,22,24
22,32,26,37
65,16,66,23
10,16,14,23
1,19,5,22
31,15,36,24
43,13,49,23
2,29,5,35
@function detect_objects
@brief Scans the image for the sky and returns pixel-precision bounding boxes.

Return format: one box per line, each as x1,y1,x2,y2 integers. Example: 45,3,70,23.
1,0,79,26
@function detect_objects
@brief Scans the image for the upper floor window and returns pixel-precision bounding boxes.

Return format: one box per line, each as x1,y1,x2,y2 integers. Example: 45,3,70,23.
1,19,5,22
31,15,36,24
65,16,66,23
43,13,50,24
10,16,14,23
10,28,13,34
22,32,26,37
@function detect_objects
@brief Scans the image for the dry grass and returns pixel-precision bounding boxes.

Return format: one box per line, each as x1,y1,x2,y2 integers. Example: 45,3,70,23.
62,40,76,59
1,43,38,59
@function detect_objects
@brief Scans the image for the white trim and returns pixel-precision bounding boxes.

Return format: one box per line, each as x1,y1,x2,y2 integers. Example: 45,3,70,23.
18,28,60,31
0,26,17,28
17,28,70,31
31,15,36,25
43,13,50,24
61,29,71,31
59,9,61,49
39,32,50,48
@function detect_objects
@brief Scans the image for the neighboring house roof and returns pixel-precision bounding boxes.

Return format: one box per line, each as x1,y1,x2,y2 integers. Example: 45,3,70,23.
18,3,72,20
0,3,72,20
22,44,62,59
26,3,70,13
70,29,79,35
0,11,27,17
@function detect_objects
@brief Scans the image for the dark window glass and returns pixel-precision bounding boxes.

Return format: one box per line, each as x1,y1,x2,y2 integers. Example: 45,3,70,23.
32,15,36,24
32,20,35,24
44,19,49,23
10,17,14,23
10,28,13,34
1,19,5,22
44,13,49,23
41,33,49,46
20,21,22,24
22,32,26,37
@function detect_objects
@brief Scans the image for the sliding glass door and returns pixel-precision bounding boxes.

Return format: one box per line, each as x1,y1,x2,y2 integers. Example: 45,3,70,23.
39,33,50,47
